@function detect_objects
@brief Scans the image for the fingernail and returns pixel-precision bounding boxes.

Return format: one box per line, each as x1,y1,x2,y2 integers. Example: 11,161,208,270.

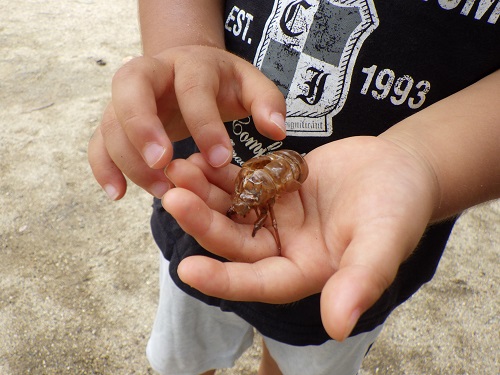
104,184,119,200
270,112,287,135
343,308,362,341
143,143,166,167
208,145,231,167
150,181,171,198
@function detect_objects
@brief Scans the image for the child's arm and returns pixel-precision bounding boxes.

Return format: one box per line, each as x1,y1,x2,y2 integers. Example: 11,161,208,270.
138,0,225,54
380,69,500,221
323,68,500,340
161,69,500,341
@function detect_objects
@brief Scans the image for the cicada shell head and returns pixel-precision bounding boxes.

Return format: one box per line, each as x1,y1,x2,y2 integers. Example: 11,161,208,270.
229,167,276,217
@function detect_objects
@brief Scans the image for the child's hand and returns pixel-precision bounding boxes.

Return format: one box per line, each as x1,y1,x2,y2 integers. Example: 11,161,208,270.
160,136,439,341
88,45,287,199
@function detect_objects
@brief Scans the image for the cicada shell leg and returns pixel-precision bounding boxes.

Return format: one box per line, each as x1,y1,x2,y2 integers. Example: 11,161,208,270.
267,202,281,253
252,206,268,237
252,200,281,252
226,206,236,218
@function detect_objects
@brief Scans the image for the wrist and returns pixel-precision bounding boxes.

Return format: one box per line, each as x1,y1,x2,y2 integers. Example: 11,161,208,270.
139,0,225,56
380,70,500,221
378,129,443,223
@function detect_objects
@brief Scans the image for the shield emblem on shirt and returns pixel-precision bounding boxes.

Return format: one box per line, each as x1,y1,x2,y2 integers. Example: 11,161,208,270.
255,0,379,136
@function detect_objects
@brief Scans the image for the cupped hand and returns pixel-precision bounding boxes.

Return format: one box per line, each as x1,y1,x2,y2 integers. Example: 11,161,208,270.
161,136,440,341
88,45,287,199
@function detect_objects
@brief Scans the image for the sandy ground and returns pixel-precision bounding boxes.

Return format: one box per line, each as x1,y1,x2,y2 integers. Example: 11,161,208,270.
0,1,498,374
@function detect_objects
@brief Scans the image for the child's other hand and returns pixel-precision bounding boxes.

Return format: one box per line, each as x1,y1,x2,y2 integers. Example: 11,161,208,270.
161,137,439,341
88,46,286,199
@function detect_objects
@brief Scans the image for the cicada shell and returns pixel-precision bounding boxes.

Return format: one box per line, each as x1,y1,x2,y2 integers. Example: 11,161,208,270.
226,150,308,251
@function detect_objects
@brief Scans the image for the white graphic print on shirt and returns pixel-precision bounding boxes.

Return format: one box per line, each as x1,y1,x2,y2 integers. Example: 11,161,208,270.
254,0,379,136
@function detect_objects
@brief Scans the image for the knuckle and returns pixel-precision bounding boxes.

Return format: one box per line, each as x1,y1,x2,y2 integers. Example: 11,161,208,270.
187,153,206,167
119,112,143,134
175,59,219,97
188,117,214,134
99,112,121,139
176,75,217,99
112,56,149,83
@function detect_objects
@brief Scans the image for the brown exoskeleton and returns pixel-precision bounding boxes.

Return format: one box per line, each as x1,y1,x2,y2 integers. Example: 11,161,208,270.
226,150,309,252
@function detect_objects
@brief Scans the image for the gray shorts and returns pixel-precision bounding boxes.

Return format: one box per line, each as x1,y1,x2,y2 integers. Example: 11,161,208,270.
146,254,383,375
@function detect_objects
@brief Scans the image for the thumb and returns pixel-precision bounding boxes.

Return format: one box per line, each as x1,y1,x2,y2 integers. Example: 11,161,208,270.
320,230,415,342
320,265,392,342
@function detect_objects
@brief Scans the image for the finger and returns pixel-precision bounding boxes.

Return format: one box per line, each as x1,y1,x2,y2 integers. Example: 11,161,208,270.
112,56,173,168
174,60,233,168
165,158,232,213
235,60,287,140
88,126,127,200
320,229,411,342
178,256,317,304
162,188,280,261
100,104,172,198
167,156,260,227
187,153,240,194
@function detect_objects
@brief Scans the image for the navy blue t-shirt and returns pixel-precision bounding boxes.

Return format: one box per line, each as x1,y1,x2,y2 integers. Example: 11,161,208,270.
151,0,499,345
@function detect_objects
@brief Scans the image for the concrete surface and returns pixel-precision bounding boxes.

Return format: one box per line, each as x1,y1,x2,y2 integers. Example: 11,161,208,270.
0,1,498,374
